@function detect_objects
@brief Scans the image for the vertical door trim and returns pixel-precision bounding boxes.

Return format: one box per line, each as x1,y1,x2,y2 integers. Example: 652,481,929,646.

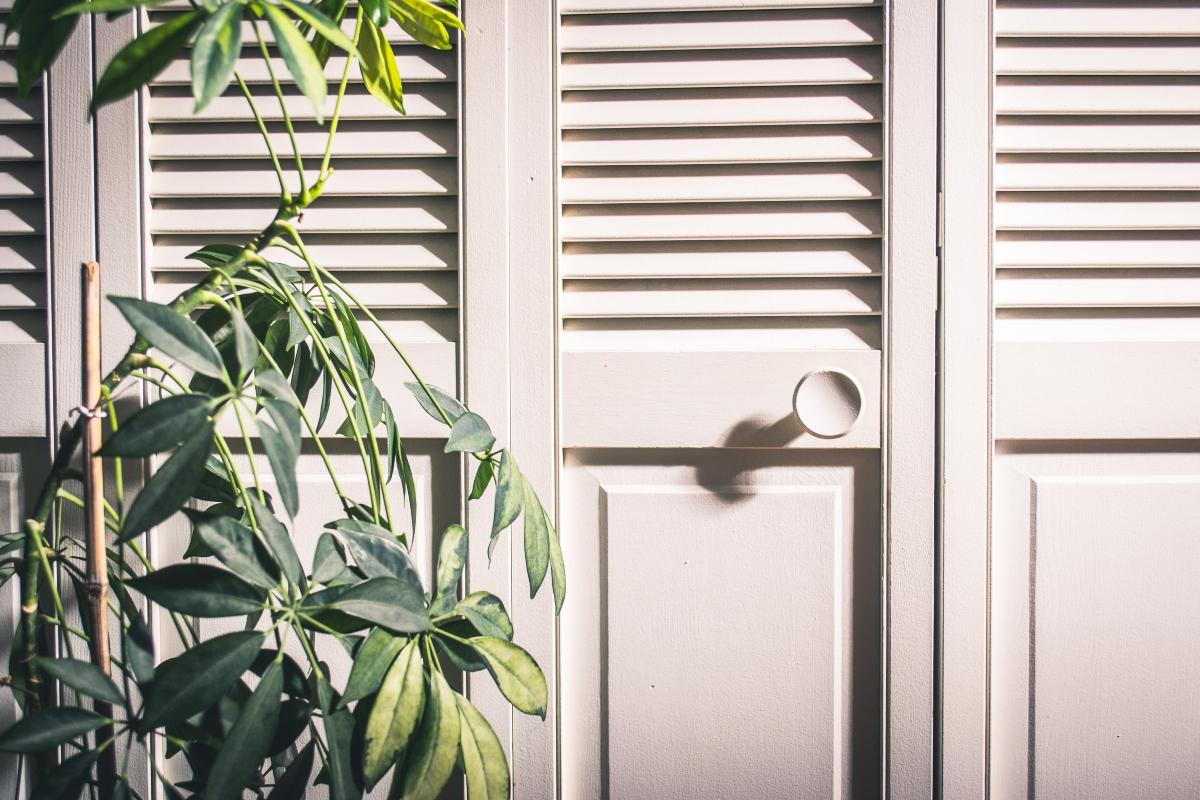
885,0,939,797
462,2,559,797
938,0,993,796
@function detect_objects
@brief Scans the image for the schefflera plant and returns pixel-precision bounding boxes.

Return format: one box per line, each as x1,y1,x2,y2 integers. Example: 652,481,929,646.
0,0,565,798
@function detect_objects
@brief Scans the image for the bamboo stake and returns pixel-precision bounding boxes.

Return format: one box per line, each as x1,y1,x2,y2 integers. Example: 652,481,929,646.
82,261,117,800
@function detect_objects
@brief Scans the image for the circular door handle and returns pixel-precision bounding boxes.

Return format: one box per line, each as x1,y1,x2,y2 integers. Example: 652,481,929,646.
792,368,864,438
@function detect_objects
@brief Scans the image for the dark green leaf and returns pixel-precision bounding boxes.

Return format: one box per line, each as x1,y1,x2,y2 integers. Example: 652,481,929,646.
328,519,418,591
322,705,357,800
432,620,484,673
357,14,403,113
396,669,458,800
15,0,77,98
329,577,430,634
256,367,298,404
489,450,522,557
140,630,265,731
263,4,327,120
362,637,424,786
130,564,264,617
522,478,550,599
99,394,214,457
33,657,124,706
114,585,156,683
30,747,98,800
92,11,203,113
444,412,495,454
455,693,509,800
469,458,493,501
359,0,388,28
470,636,547,719
268,699,310,756
429,523,466,616
190,2,242,112
205,661,283,800
261,399,301,518
312,532,354,585
120,419,214,540
266,740,315,800
403,382,464,424
340,628,405,707
455,592,513,642
251,498,305,588
0,708,106,753
110,295,224,379
228,308,257,380
187,510,279,590
277,0,357,54
185,242,242,269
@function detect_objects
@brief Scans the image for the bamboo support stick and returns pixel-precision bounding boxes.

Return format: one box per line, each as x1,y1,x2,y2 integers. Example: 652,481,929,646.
82,261,117,800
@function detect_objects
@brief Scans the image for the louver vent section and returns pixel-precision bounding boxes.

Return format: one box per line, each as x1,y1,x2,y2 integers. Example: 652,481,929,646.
993,1,1200,340
146,10,458,429
558,1,884,352
0,5,47,437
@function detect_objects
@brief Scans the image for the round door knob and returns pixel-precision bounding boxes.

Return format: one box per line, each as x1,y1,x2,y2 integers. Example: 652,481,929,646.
792,368,863,438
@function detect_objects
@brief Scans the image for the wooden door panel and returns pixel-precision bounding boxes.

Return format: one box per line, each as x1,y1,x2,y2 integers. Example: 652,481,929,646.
991,452,1200,800
560,451,881,799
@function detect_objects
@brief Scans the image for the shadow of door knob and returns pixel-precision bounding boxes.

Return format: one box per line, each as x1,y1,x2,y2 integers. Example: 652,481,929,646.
792,368,864,438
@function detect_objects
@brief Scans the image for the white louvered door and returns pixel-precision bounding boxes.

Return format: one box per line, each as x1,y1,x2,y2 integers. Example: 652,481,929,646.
943,2,1200,797
555,2,935,796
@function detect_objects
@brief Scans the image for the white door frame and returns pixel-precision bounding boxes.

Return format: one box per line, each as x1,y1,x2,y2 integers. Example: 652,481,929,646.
938,0,993,796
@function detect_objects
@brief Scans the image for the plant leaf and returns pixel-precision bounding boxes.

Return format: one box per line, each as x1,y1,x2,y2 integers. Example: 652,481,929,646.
190,2,242,112
522,479,550,598
312,532,353,585
99,393,214,458
119,419,214,540
277,0,357,55
205,661,283,800
266,740,315,800
328,519,418,591
30,747,99,800
261,399,301,518
130,563,264,617
455,693,509,800
140,630,265,731
56,0,169,15
187,510,280,590
362,637,424,786
397,668,459,800
228,308,258,380
92,10,203,113
0,707,106,753
444,412,495,454
263,3,327,120
110,295,224,379
340,628,405,707
394,0,463,31
429,524,466,616
329,577,430,633
548,512,567,615
250,498,305,588
489,451,522,556
323,705,357,800
469,458,493,501
357,15,404,113
33,657,124,706
470,636,547,719
455,592,513,642
14,0,77,97
388,0,450,50
403,382,465,424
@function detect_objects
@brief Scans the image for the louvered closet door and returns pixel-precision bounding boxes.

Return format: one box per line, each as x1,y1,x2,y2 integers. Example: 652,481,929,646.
142,8,463,647
987,3,1200,796
557,3,888,796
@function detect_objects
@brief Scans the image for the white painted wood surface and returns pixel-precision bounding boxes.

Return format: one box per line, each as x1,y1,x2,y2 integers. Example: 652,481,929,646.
941,1,1200,797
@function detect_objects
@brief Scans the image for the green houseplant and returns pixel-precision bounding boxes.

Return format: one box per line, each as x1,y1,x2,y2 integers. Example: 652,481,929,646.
0,1,564,798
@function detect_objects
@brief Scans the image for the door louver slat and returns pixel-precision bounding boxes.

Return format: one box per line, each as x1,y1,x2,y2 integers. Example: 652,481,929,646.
0,18,47,437
994,1,1200,330
559,3,884,348
146,10,459,421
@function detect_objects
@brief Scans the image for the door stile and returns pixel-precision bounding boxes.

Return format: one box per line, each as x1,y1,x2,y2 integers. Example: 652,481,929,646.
885,0,939,797
938,0,993,796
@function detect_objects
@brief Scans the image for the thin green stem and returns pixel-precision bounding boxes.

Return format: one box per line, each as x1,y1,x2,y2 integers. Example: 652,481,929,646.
236,71,291,204
318,10,359,181
291,621,324,682
283,226,395,530
253,20,307,198
230,400,268,504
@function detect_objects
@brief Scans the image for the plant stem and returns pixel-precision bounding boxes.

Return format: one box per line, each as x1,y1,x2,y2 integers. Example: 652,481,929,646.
253,20,307,198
